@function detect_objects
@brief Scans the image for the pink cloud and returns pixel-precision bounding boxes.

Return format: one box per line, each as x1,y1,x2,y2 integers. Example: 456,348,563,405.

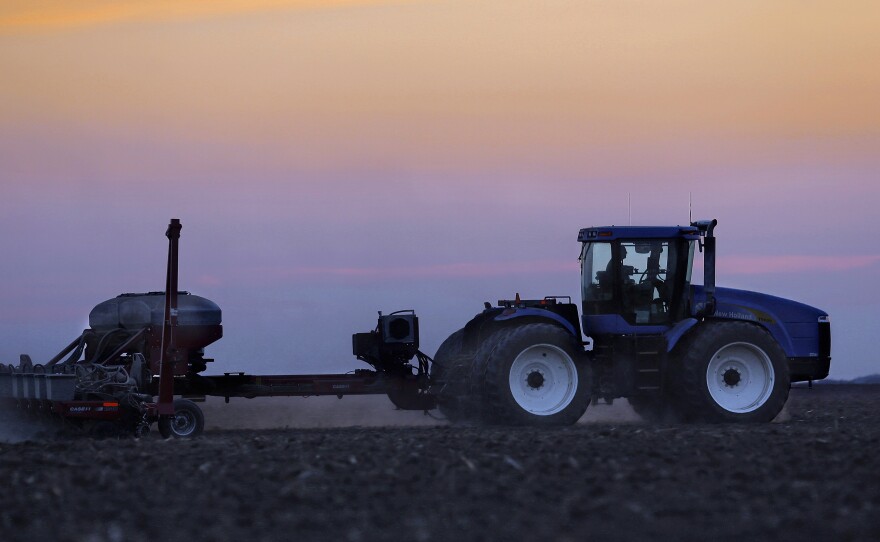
242,261,580,282
723,255,880,275
0,305,85,324
195,274,224,287
226,254,880,284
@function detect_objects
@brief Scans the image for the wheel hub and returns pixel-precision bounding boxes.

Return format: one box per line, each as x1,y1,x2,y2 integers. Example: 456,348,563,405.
526,370,545,389
172,412,195,433
705,342,776,413
722,367,742,387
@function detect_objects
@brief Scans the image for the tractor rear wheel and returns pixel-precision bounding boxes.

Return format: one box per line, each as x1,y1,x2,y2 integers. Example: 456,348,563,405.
478,323,590,426
672,321,789,423
158,399,205,438
430,329,475,423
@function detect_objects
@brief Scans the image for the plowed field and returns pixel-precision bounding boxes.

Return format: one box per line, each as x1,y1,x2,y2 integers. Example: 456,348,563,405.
1,384,878,541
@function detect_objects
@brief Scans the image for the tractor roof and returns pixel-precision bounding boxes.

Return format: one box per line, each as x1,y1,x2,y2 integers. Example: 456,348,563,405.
577,225,701,242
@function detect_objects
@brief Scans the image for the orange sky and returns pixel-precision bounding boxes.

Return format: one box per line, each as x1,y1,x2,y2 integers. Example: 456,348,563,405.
2,0,877,165
0,1,399,32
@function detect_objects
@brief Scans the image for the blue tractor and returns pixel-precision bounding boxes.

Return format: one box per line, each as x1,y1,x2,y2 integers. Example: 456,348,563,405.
431,220,831,424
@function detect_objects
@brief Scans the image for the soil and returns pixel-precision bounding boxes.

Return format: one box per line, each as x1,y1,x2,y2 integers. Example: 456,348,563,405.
0,384,878,542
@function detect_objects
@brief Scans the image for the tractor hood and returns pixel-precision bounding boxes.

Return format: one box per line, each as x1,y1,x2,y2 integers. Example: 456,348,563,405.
693,285,828,358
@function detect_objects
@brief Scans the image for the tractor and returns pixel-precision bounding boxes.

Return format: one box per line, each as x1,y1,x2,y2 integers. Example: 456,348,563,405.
0,219,831,437
430,219,831,424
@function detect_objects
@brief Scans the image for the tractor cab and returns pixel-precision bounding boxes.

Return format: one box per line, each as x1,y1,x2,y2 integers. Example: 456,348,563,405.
577,222,715,400
578,224,709,336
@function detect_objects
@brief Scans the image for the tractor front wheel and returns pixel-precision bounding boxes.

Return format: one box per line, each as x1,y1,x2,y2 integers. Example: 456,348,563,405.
672,321,789,423
158,399,205,438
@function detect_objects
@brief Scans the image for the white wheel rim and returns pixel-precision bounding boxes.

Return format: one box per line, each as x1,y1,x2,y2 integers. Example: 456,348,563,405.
508,344,578,415
171,410,197,436
706,342,775,413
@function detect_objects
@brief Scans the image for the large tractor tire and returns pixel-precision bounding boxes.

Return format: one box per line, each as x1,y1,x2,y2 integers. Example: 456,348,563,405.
671,321,789,423
476,323,590,426
158,399,205,438
430,329,476,423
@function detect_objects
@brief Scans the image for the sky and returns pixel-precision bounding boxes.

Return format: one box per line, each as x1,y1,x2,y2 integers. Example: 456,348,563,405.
0,0,878,379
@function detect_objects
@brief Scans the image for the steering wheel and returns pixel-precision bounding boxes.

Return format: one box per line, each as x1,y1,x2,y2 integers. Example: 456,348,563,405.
638,269,666,288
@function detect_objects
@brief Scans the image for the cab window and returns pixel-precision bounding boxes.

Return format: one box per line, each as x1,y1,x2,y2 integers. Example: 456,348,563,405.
582,240,679,324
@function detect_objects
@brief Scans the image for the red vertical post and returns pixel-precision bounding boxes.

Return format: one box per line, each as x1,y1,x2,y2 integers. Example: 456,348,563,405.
157,219,182,416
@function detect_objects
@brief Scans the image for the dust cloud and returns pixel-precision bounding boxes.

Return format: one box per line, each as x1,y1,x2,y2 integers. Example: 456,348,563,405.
0,408,55,443
200,395,642,430
0,394,642,441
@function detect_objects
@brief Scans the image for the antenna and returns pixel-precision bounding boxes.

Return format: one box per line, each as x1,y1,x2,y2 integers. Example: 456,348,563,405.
628,192,632,226
689,192,693,224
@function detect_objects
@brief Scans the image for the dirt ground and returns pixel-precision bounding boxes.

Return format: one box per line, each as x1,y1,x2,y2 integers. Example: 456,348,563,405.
0,384,878,542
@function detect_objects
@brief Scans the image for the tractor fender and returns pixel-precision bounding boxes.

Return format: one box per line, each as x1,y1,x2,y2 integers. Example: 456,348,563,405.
667,315,796,357
493,308,580,339
664,318,699,352
693,286,827,358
